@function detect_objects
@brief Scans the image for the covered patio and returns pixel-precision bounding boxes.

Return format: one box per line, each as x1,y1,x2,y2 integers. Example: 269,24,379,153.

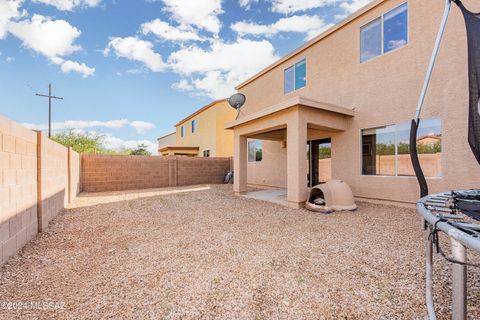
226,96,355,208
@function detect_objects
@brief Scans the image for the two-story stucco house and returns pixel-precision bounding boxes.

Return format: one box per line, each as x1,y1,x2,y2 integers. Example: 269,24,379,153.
159,99,236,157
227,0,480,208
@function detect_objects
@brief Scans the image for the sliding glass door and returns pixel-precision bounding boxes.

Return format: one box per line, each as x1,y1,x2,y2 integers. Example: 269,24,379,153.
307,138,332,187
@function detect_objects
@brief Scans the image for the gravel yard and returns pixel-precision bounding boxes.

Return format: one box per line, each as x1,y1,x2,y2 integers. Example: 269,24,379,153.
0,184,479,319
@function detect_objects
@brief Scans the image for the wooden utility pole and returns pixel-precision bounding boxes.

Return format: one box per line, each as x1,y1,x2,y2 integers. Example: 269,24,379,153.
35,84,63,137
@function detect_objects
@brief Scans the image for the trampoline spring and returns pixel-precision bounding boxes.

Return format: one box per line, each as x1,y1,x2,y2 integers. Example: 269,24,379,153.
428,206,454,213
437,213,464,220
426,201,450,207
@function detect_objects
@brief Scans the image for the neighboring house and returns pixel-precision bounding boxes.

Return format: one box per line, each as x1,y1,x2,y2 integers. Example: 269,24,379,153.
226,0,480,208
159,99,236,157
417,134,441,146
157,132,176,150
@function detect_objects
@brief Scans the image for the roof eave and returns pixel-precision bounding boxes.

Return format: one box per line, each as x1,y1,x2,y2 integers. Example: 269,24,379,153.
174,99,226,127
235,0,387,90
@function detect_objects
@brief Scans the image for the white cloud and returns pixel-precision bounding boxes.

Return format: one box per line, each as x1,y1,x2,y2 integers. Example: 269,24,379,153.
8,14,95,77
102,135,158,155
168,38,279,99
340,0,372,14
23,119,156,134
168,39,277,76
60,60,95,77
172,79,194,91
0,0,24,39
24,119,129,131
232,15,332,41
141,18,202,42
161,0,222,34
8,14,82,60
238,0,258,9
387,39,407,51
32,0,101,11
191,70,237,100
271,0,336,14
130,121,156,134
104,36,166,72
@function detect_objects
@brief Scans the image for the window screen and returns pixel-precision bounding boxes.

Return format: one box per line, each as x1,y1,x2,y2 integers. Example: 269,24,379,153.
361,18,382,63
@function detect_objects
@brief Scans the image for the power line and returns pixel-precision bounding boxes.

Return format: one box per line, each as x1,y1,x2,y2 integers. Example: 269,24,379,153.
35,83,63,138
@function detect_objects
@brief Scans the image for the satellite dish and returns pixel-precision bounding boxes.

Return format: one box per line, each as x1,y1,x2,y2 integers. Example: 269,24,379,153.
228,93,246,120
228,93,246,110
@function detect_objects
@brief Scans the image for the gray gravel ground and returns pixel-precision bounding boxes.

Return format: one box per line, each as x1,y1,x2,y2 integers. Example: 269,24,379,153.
0,184,479,320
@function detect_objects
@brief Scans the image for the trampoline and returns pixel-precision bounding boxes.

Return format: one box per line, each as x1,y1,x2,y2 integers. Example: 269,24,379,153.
411,1,480,319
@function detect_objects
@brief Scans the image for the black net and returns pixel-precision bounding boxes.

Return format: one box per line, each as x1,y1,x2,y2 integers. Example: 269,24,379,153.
453,190,480,221
456,1,480,165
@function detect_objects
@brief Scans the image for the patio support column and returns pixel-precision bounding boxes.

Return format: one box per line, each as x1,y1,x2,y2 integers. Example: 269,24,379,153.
287,111,308,208
234,132,247,194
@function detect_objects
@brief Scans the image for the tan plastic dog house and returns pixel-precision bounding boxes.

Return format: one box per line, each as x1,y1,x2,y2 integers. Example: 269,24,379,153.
305,180,357,213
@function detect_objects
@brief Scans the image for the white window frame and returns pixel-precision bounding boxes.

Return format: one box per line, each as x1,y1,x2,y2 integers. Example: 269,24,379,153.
360,2,409,63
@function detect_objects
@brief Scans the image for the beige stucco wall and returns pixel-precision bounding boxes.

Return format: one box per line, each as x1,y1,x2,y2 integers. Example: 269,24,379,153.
237,0,480,204
247,140,287,188
176,101,236,157
215,102,236,157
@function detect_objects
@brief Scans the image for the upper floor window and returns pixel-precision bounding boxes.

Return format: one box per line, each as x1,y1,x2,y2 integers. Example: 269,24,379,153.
284,58,306,94
192,120,197,133
361,2,408,63
203,150,210,157
181,126,185,137
248,140,263,162
362,118,442,177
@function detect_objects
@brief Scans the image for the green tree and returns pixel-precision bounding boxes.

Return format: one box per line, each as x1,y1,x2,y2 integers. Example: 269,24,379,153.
319,146,331,159
51,131,106,154
128,144,151,156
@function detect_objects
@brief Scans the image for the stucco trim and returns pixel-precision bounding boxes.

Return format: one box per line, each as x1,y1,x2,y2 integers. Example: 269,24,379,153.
225,96,354,129
159,146,200,152
235,0,387,90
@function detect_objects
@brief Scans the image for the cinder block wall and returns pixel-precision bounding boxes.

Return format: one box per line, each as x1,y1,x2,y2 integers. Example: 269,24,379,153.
81,155,232,192
70,150,81,201
39,136,69,230
177,157,232,186
81,155,170,192
0,115,81,265
0,116,38,265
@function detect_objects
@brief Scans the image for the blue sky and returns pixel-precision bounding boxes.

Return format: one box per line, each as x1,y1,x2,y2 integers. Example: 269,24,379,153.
0,0,371,153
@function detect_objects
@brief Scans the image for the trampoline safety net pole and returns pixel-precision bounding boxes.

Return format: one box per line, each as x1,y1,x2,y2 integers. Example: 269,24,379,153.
414,0,452,122
411,1,453,320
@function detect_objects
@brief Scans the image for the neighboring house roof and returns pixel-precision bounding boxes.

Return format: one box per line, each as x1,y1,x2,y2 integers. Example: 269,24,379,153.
236,0,387,89
175,99,226,127
157,132,175,141
417,134,441,145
